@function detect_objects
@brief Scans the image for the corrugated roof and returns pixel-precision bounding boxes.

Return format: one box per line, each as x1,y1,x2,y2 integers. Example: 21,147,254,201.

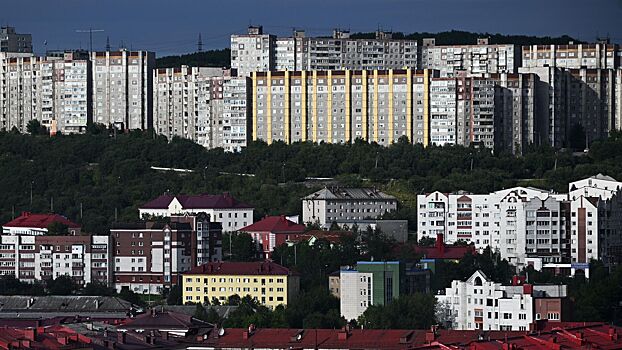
238,216,306,233
303,188,397,200
3,212,80,229
185,261,294,276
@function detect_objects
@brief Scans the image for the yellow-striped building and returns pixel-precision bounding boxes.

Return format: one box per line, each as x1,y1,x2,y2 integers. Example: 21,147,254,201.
182,261,300,309
251,69,439,147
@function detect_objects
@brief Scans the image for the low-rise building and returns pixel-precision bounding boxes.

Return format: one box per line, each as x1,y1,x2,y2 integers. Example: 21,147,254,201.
437,270,571,331
3,212,81,236
182,261,299,309
0,26,32,53
138,193,254,231
302,188,397,228
238,216,306,259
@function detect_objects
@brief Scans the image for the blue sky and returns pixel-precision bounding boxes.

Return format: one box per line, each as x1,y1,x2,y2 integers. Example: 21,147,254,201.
2,0,621,57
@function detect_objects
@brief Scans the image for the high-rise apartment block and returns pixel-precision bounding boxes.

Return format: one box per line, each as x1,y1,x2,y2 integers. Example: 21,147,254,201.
522,42,618,70
231,26,418,77
421,38,519,77
417,174,622,275
153,66,249,151
0,51,91,133
0,26,32,53
91,50,155,130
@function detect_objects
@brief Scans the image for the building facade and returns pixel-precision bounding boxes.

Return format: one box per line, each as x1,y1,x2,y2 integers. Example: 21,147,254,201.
0,234,111,286
421,38,519,77
111,213,222,294
417,175,622,273
139,193,254,231
231,26,418,77
0,26,32,53
91,50,155,130
182,261,300,308
238,216,306,259
521,42,618,70
153,66,250,151
302,188,397,228
437,271,570,331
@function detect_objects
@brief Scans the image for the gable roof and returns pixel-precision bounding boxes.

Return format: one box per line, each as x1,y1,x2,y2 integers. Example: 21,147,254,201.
140,193,253,210
3,212,80,229
185,261,294,276
238,216,305,234
303,188,396,200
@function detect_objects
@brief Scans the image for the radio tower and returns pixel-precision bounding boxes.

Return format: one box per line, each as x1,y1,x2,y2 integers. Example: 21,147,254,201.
197,33,203,52
105,36,111,51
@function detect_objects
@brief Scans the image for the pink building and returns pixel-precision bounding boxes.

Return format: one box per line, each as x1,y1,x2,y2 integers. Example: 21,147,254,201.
238,216,306,259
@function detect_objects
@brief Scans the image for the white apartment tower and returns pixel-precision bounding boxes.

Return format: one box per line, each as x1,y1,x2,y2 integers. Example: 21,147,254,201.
91,50,155,130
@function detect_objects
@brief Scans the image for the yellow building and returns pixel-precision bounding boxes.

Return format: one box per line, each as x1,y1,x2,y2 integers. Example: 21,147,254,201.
182,261,300,309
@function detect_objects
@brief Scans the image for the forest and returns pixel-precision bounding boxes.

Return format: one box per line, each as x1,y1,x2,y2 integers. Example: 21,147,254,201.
3,126,622,234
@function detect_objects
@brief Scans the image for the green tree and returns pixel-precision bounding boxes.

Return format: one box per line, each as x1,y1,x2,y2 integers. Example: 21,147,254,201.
357,293,436,329
223,232,258,261
193,303,209,321
118,287,146,306
46,221,69,235
46,275,76,295
82,282,116,296
166,284,182,305
26,119,46,135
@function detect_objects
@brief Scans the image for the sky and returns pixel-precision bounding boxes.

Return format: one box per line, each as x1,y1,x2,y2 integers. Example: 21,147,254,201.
2,0,621,57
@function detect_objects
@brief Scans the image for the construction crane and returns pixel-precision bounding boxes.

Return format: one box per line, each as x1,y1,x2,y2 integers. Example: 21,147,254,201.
76,28,104,52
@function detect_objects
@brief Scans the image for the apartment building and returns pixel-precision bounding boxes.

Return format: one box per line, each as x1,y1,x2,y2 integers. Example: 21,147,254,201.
565,68,615,145
490,73,539,154
340,261,430,322
437,271,570,331
518,66,568,149
231,26,418,77
421,38,519,77
90,50,155,130
429,75,496,148
522,42,618,70
231,26,275,78
0,234,111,286
418,174,622,273
182,261,300,308
139,193,253,231
417,187,567,268
302,188,397,228
153,66,250,151
3,212,81,236
567,174,622,267
111,213,222,294
0,26,32,53
251,69,438,146
0,50,90,134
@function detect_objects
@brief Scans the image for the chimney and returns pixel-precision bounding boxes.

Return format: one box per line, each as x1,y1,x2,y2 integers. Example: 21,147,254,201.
425,331,436,343
23,328,36,341
512,275,526,286
95,299,100,309
118,332,127,344
436,234,445,254
522,284,533,295
609,328,618,340
338,331,349,341
242,331,250,340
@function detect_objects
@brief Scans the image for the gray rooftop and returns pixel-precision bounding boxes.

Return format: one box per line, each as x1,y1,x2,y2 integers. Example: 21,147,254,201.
0,296,134,319
303,188,396,201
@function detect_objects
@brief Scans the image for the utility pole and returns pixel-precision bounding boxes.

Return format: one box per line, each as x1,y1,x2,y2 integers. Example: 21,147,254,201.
30,181,33,209
76,28,104,52
105,36,111,51
197,33,203,52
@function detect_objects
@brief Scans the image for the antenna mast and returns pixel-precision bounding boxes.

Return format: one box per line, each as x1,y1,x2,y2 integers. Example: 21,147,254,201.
76,28,105,52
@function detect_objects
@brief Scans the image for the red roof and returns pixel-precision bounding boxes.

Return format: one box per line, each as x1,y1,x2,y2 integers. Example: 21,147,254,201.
413,236,476,260
185,261,294,276
238,216,305,234
0,325,92,350
3,212,80,229
140,193,253,210
204,324,622,350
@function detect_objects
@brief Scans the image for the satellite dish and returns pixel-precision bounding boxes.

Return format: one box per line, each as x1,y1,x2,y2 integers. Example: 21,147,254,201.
219,328,225,336
296,333,302,341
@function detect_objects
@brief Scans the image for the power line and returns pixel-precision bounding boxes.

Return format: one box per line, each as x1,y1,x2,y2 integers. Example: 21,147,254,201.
76,28,104,52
